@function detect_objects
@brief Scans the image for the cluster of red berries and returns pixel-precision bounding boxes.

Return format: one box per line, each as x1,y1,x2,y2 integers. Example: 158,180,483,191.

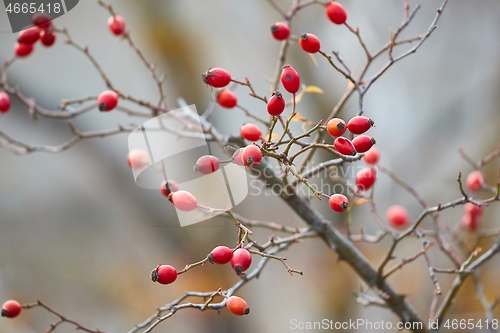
14,14,56,58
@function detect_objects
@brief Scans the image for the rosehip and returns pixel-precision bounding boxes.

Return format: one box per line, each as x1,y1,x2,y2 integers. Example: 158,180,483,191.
299,33,321,53
241,145,263,166
267,90,286,116
32,13,52,29
232,148,246,166
466,170,484,192
347,116,374,134
160,180,179,198
464,202,484,217
231,248,252,275
1,300,21,318
14,42,34,57
386,205,410,228
170,190,198,211
208,246,233,264
326,118,346,137
18,27,40,45
352,135,375,153
325,2,347,25
329,194,349,212
271,22,290,41
281,65,300,94
107,15,126,35
202,68,231,88
40,29,56,47
217,89,238,108
97,90,119,111
194,155,220,174
226,296,250,316
151,265,177,285
461,214,482,233
355,167,376,191
127,149,150,169
0,91,11,113
240,123,262,142
363,146,380,165
333,137,356,156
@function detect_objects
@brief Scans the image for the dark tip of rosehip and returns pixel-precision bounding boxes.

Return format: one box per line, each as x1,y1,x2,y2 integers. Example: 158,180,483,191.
234,265,244,276
244,308,250,315
369,118,375,127
370,138,376,144
271,25,279,33
337,122,345,130
1,309,8,317
300,33,308,41
151,268,159,282
207,253,215,264
340,201,349,211
350,150,356,156
283,64,291,69
273,90,283,98
98,103,107,111
246,157,255,165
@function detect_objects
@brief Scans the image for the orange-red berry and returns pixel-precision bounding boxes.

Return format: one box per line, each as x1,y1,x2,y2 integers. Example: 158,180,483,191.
240,123,262,142
326,118,346,137
241,145,262,166
363,146,380,165
347,116,374,135
194,155,220,174
352,135,375,153
231,248,252,275
0,91,11,113
1,300,21,318
280,65,300,94
329,194,349,212
226,296,250,316
355,167,376,191
271,22,290,41
217,90,238,108
333,137,356,156
18,26,40,44
108,15,126,35
170,190,198,211
325,2,347,25
202,68,231,88
299,33,321,53
466,170,484,192
208,246,233,264
14,42,34,57
151,265,178,285
386,205,410,228
97,90,119,111
267,90,286,116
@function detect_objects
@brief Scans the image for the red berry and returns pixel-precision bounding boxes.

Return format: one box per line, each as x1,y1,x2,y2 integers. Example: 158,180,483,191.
160,180,179,198
241,145,263,166
240,123,262,142
464,202,484,217
386,205,410,228
0,91,11,113
170,190,198,211
333,137,356,156
355,167,376,191
271,22,290,41
32,13,53,29
127,149,150,169
18,26,40,44
267,90,286,116
461,214,481,233
1,300,22,318
217,90,238,108
232,148,246,166
108,15,126,35
97,90,119,111
226,296,250,316
466,170,484,192
208,246,233,264
202,68,231,88
151,265,178,285
280,65,300,94
230,248,252,275
363,146,380,165
329,194,349,212
352,135,375,153
326,118,346,137
40,29,56,47
325,2,347,25
299,33,321,53
347,116,374,135
194,155,220,174
14,42,34,57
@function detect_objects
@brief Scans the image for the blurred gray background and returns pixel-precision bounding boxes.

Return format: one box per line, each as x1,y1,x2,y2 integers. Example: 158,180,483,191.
1,0,500,332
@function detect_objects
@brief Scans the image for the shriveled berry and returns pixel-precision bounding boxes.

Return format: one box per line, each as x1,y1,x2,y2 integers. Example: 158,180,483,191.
0,91,11,113
267,90,286,116
241,145,263,166
97,90,119,111
271,22,290,41
32,13,53,29
281,65,300,94
18,26,40,44
231,248,252,275
386,205,410,228
108,15,126,35
232,148,246,166
14,43,34,57
352,135,375,153
226,296,250,316
127,149,150,170
329,194,349,212
355,167,376,191
202,68,231,88
194,155,220,174
299,33,321,53
217,89,238,108
363,146,380,165
40,29,56,47
208,246,233,264
1,300,21,318
160,180,179,198
466,170,484,192
326,118,346,137
325,2,347,25
240,123,262,142
333,137,356,156
151,265,178,285
347,116,374,134
170,190,198,211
